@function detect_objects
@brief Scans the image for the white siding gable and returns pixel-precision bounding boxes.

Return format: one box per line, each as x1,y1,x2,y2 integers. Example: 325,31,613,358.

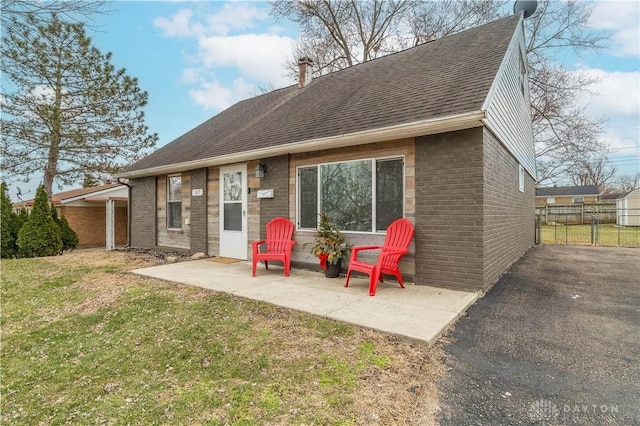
482,16,536,179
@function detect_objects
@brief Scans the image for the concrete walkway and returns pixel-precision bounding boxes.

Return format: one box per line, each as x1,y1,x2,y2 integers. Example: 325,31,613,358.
131,259,478,345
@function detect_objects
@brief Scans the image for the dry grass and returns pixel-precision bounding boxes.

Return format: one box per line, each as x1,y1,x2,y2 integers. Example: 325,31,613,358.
1,249,444,425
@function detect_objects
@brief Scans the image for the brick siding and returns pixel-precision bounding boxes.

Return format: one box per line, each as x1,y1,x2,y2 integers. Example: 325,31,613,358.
130,176,156,248
482,128,535,289
61,205,124,247
415,128,485,291
415,127,534,292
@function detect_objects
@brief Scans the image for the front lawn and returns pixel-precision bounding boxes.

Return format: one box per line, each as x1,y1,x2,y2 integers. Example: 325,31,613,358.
1,250,442,425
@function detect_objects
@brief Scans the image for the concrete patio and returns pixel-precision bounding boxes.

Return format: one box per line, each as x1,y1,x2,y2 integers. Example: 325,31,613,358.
131,259,478,345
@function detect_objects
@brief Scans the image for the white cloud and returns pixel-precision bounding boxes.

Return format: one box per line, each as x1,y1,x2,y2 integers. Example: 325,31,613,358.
154,9,202,37
198,33,293,84
577,68,640,118
205,3,269,36
154,3,296,113
589,1,640,57
189,77,255,111
180,67,204,84
575,68,640,156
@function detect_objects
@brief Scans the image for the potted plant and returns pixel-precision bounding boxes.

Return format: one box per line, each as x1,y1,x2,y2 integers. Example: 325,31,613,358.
309,212,352,278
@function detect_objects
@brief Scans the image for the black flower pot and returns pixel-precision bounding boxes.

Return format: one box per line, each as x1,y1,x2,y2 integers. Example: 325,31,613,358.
324,259,341,278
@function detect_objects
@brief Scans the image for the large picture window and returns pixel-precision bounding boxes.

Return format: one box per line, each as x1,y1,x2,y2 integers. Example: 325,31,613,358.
167,175,182,229
298,157,404,232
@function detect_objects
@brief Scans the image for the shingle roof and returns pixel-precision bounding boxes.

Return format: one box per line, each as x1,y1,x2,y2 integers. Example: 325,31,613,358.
123,15,521,175
535,185,600,197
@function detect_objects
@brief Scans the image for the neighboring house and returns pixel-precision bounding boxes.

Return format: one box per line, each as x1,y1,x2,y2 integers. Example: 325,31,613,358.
13,184,128,250
117,15,535,293
616,189,640,226
535,185,600,206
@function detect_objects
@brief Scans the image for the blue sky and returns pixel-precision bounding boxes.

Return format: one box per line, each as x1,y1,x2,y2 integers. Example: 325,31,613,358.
5,0,639,200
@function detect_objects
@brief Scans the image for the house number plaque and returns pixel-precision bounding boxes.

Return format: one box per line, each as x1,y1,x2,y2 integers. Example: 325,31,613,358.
191,188,204,197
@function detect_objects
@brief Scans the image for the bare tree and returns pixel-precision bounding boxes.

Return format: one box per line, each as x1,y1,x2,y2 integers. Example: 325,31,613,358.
271,0,610,185
272,0,414,76
407,0,507,46
569,151,616,190
612,173,640,192
524,1,609,184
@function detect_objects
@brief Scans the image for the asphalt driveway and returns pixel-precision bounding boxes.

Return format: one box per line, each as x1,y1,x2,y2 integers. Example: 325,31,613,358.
437,245,640,425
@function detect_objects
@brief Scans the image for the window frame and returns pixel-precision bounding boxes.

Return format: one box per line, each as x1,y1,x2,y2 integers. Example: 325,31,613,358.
167,174,182,230
296,155,405,234
573,197,584,204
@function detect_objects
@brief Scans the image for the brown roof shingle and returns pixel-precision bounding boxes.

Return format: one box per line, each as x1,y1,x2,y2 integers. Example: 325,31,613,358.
124,15,521,174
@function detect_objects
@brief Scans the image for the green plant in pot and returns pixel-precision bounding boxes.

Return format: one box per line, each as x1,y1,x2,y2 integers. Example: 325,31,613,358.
309,212,352,278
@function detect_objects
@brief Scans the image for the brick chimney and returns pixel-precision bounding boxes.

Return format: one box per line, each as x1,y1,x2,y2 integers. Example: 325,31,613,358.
298,57,313,88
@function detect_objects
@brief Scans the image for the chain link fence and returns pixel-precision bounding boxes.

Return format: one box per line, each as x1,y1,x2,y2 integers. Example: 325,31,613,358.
535,206,640,247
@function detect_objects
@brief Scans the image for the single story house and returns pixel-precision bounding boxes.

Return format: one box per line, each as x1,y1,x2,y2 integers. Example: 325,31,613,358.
14,184,128,250
117,14,535,293
535,185,600,206
616,189,640,226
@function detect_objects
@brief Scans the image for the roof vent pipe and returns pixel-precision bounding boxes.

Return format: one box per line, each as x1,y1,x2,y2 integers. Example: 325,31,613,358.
298,57,313,88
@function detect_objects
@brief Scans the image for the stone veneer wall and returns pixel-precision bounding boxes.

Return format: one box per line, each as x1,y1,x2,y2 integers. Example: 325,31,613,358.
258,155,291,240
189,168,208,254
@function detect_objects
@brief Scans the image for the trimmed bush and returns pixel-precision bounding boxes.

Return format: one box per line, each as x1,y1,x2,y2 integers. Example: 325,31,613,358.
1,182,20,258
17,185,62,257
59,215,79,252
49,202,79,252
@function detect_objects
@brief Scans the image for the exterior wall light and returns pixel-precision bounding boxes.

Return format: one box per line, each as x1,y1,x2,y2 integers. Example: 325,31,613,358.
254,163,267,178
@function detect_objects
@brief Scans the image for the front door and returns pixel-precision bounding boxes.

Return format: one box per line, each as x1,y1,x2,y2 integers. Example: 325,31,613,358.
219,164,248,259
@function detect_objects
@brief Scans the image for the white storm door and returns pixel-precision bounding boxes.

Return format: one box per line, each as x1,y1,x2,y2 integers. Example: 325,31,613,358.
219,164,248,259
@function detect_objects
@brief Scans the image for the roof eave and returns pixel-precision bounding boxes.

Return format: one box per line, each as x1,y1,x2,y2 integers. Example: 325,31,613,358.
117,111,486,179
60,185,126,204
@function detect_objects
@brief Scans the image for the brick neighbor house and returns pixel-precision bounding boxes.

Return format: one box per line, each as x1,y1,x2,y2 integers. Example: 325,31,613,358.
14,184,128,250
117,15,535,293
535,185,600,206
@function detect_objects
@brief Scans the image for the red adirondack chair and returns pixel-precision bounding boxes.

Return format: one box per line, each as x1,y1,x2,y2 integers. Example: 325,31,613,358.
344,218,415,296
252,217,296,277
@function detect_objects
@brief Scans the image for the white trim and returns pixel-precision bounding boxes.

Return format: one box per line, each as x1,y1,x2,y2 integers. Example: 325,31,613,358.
116,111,485,179
60,185,127,204
481,14,524,112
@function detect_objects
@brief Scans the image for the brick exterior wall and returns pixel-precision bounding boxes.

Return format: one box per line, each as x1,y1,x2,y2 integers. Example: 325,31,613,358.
415,127,534,292
259,155,290,239
114,206,128,246
190,168,208,253
535,195,598,206
130,176,157,248
60,204,127,247
482,128,535,289
415,128,485,291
